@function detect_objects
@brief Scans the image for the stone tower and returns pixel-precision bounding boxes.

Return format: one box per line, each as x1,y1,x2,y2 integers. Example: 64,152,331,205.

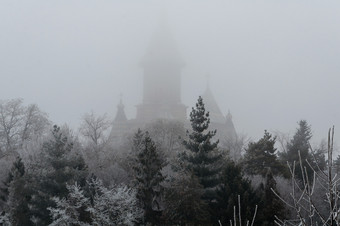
136,19,187,122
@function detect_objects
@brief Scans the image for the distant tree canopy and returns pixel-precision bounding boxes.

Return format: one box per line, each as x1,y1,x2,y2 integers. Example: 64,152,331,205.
279,120,323,181
0,98,333,226
243,130,287,177
0,99,50,152
79,111,111,147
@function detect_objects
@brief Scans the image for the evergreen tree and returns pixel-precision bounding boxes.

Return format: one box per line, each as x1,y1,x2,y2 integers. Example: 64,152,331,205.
132,130,165,225
1,157,32,226
243,130,287,177
182,96,222,197
163,171,210,225
0,157,25,203
215,161,261,225
312,141,327,172
280,120,314,181
260,169,286,226
48,182,89,226
29,125,88,225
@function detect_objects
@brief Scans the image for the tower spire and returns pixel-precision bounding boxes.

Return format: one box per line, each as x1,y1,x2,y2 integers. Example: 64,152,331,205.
114,94,127,122
136,17,187,122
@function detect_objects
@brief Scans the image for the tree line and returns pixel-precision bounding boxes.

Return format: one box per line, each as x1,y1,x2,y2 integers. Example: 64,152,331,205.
0,97,339,225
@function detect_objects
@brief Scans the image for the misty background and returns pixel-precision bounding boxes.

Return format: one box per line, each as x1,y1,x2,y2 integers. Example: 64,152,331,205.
1,0,339,146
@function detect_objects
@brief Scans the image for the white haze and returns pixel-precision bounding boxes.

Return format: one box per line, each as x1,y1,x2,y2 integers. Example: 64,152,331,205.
0,0,339,146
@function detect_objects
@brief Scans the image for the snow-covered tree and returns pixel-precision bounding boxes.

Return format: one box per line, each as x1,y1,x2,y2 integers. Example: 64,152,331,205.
88,178,142,225
48,178,142,226
0,212,11,226
48,183,90,226
29,125,88,225
79,111,111,147
0,99,49,153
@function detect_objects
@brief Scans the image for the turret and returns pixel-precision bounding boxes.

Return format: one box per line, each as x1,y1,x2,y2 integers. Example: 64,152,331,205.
114,97,127,123
109,95,129,143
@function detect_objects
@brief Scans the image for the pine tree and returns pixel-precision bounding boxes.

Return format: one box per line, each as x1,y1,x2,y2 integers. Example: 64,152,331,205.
260,169,286,226
182,96,221,197
29,125,88,225
215,161,261,225
243,130,287,177
0,157,25,203
280,120,314,181
1,157,32,226
163,171,210,225
132,130,165,225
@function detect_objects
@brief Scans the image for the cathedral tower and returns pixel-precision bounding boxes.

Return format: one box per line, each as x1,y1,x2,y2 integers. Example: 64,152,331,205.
136,19,187,122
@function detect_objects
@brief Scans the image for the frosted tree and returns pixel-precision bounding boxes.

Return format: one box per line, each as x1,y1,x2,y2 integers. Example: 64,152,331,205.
88,178,143,226
0,99,49,153
78,111,112,181
48,178,142,226
79,111,111,147
48,183,90,226
29,125,88,225
0,212,11,226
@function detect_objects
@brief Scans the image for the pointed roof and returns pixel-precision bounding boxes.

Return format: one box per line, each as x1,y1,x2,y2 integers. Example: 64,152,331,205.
114,97,127,123
141,14,184,67
202,82,226,123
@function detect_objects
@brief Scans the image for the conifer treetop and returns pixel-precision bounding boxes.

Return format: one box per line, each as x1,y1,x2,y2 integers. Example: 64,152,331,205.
184,96,219,154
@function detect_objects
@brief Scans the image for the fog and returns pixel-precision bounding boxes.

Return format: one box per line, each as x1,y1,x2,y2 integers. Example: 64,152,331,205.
1,0,339,145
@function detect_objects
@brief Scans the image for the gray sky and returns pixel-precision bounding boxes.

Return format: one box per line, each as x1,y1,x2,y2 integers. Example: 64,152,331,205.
1,0,339,146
